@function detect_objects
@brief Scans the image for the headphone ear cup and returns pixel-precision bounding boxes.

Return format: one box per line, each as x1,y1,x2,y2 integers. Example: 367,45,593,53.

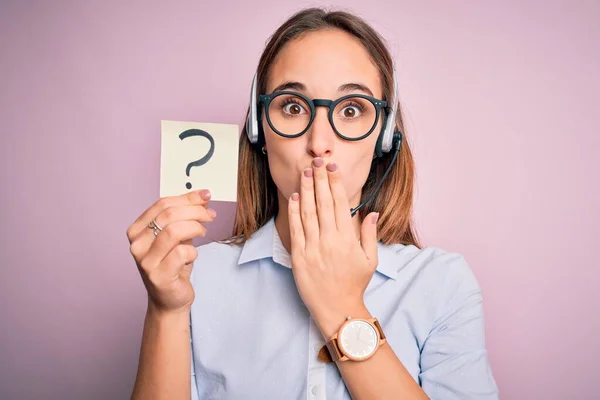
246,112,254,142
376,69,399,156
375,131,384,158
246,73,261,148
375,113,392,158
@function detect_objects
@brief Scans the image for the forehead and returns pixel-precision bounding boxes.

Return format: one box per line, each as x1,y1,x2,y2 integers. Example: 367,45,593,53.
267,29,382,98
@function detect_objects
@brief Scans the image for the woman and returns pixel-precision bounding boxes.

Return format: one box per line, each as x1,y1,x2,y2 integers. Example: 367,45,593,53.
129,7,498,400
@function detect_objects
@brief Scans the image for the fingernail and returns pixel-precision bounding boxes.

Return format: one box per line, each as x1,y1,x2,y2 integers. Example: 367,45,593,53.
312,158,324,167
207,208,217,218
304,168,313,178
372,213,379,224
291,193,299,201
200,189,211,200
326,162,337,172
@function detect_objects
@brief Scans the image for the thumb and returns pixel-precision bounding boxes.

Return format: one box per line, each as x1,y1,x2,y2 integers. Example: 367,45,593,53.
360,212,379,265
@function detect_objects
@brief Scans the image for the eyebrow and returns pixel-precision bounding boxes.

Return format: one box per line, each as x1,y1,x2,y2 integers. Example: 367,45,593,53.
271,81,374,97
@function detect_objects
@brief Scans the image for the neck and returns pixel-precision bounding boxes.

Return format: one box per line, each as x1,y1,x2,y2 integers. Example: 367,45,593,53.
274,191,363,255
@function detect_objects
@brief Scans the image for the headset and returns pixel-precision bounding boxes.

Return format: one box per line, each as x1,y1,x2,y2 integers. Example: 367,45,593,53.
245,70,404,217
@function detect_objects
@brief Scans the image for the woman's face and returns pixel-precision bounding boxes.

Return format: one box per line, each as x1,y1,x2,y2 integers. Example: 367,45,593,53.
264,28,384,212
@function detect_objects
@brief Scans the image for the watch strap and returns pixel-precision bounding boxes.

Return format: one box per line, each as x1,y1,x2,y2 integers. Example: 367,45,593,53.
317,344,335,363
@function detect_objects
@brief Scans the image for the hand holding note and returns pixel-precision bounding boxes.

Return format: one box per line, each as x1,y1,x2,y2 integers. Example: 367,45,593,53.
126,120,240,313
127,189,216,313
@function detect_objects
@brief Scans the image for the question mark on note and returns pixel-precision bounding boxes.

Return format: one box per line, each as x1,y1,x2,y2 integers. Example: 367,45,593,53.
179,129,215,190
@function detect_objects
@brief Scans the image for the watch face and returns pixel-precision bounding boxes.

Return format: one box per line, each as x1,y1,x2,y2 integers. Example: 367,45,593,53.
339,320,379,359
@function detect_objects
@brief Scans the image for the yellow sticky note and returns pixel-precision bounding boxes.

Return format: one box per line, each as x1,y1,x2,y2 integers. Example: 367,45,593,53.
160,120,239,202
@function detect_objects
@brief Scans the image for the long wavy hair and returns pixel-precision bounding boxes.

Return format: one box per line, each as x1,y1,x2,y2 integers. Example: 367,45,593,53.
221,7,421,247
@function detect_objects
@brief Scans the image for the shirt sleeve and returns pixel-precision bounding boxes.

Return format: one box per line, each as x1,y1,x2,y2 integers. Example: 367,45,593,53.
419,254,499,399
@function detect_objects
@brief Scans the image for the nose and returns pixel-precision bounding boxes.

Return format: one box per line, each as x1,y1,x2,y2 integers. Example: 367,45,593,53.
307,107,334,159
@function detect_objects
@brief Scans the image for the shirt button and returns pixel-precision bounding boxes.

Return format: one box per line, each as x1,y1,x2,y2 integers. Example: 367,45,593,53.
311,385,321,396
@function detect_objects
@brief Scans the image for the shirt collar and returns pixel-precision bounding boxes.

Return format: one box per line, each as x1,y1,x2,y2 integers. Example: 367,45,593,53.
238,217,398,280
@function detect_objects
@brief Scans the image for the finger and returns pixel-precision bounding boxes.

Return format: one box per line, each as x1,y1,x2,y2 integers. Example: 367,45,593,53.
300,167,319,247
126,189,212,242
360,212,380,267
138,220,207,272
288,192,306,253
144,243,198,291
131,203,216,245
129,204,216,261
311,157,336,235
326,162,353,235
158,243,198,280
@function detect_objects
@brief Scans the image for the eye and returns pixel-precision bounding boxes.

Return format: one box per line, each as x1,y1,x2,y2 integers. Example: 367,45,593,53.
341,106,360,118
282,102,308,116
338,101,365,119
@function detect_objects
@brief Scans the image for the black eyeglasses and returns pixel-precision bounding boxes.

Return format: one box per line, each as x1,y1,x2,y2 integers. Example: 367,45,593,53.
259,91,389,141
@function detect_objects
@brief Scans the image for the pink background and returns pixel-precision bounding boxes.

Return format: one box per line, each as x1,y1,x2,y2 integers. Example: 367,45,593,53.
1,1,598,399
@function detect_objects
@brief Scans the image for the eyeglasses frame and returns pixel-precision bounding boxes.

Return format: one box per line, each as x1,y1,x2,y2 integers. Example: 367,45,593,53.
258,91,390,141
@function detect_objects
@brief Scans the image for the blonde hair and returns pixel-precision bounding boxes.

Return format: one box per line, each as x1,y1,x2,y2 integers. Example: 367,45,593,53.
221,7,420,247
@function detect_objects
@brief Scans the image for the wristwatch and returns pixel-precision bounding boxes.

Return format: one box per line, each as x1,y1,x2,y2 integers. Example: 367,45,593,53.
318,316,386,363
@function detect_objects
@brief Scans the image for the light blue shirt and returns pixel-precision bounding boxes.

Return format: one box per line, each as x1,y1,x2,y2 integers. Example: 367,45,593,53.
190,217,498,399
